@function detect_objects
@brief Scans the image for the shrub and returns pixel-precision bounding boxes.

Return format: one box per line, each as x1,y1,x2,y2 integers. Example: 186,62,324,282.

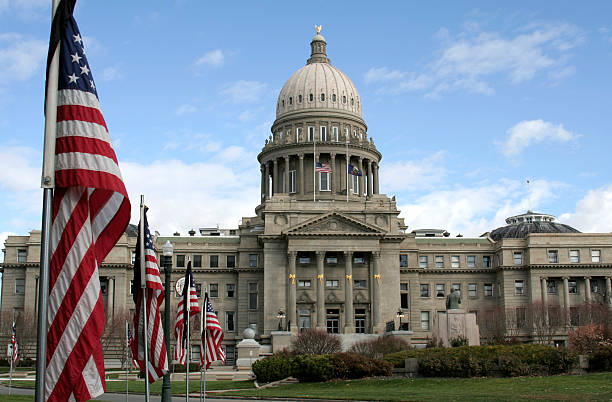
568,324,609,354
589,345,612,372
290,354,335,382
450,335,469,347
330,353,393,379
291,329,341,355
348,335,411,358
252,355,293,383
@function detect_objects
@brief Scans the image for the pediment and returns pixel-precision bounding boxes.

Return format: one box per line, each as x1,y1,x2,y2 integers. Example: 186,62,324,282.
286,212,385,236
297,291,314,304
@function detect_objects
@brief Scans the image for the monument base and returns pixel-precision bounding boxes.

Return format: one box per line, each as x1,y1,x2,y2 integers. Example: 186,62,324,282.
434,309,480,347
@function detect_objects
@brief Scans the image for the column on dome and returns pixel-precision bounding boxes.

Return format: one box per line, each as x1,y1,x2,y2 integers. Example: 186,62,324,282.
287,251,297,330
344,251,354,333
265,162,270,199
260,164,265,201
374,163,380,194
372,252,381,331
299,154,305,196
331,153,337,193
367,160,373,197
316,251,325,329
358,157,364,197
273,159,279,195
284,156,290,193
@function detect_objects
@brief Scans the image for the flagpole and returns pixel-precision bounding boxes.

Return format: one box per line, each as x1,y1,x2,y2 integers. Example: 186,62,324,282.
313,129,316,202
199,302,203,402
125,320,129,402
203,295,208,402
9,340,13,396
186,294,190,402
346,137,349,203
140,196,151,402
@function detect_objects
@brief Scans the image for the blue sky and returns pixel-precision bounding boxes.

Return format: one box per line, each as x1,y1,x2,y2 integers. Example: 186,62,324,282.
1,0,612,252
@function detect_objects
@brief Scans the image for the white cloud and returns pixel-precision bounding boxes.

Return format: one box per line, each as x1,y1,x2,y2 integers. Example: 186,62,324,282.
0,33,46,84
559,185,612,233
220,80,267,103
364,67,405,84
380,152,446,192
238,110,256,122
175,104,197,115
195,49,225,68
100,66,124,81
499,119,580,157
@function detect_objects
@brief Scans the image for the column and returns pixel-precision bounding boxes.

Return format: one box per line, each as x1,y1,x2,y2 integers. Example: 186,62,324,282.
260,164,265,201
288,252,297,331
562,276,571,324
299,154,305,196
358,157,364,197
374,163,380,194
107,276,115,320
316,251,325,329
344,251,354,333
284,156,290,193
265,162,270,199
584,277,592,304
367,160,373,197
372,252,381,331
273,159,279,195
330,152,337,194
606,276,612,306
540,277,548,305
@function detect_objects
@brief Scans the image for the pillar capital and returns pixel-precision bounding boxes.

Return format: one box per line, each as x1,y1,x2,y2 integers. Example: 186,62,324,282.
284,155,289,161
540,276,547,281
583,276,591,280
331,152,336,158
372,251,381,260
299,153,304,160
562,276,570,281
344,250,353,258
288,251,298,259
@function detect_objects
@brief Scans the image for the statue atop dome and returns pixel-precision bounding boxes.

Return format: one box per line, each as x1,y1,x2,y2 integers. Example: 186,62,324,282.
315,24,322,34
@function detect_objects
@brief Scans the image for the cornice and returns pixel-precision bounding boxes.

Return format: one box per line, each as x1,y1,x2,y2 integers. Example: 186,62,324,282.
400,268,497,274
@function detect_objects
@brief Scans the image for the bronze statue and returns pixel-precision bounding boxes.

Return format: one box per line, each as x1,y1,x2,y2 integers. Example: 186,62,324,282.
446,288,461,310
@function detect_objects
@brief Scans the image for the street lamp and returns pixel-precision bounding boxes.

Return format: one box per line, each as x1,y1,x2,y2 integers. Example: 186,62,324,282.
161,240,173,402
276,309,286,331
396,309,405,331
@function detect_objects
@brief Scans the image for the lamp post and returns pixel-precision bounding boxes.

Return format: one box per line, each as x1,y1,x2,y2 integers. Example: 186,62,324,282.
276,309,286,331
161,240,173,402
396,309,405,331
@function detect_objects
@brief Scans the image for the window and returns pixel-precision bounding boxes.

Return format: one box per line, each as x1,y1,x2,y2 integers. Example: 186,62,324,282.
289,96,293,105
420,283,430,297
195,283,202,297
299,256,311,264
569,250,580,263
484,283,493,297
193,255,202,268
326,308,340,333
419,256,428,268
513,252,523,265
15,278,25,294
296,127,302,141
355,309,366,333
299,309,311,332
452,283,461,295
226,312,235,331
515,280,525,295
99,279,107,296
399,254,408,267
568,280,578,294
332,126,338,141
209,283,218,298
326,255,338,264
325,280,339,288
516,307,526,328
320,125,327,141
354,279,367,288
483,256,491,268
309,93,314,102
342,95,347,104
400,283,409,308
130,280,134,295
226,255,236,268
353,255,365,264
131,251,136,265
468,283,477,297
229,230,236,235
249,254,258,268
319,172,330,191
591,280,599,293
591,249,601,263
298,280,311,287
289,170,296,193
548,250,558,263
547,280,557,294
436,284,445,297
351,174,359,194
467,255,475,268
191,345,201,361
298,94,303,103
451,255,460,268
248,283,258,309
176,255,185,267
226,283,235,298
17,249,27,263
320,93,325,102
435,256,444,268
332,93,337,102
570,306,580,326
308,126,315,141
421,311,430,330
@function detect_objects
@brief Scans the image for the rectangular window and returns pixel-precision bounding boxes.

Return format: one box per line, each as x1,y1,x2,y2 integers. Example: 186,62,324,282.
296,127,302,142
399,254,408,267
515,280,525,295
320,125,327,141
548,250,558,263
591,249,601,262
467,255,476,268
308,126,314,141
326,255,338,264
420,283,430,297
325,280,339,288
248,283,258,309
483,256,491,268
319,172,330,191
195,283,202,297
513,252,523,265
436,283,445,298
419,255,428,268
516,307,526,328
249,254,258,268
226,312,235,332
435,256,444,268
299,309,311,332
401,282,409,308
131,251,136,265
353,256,365,264
570,306,580,326
298,279,311,287
421,311,430,330
355,309,366,333
351,174,359,194
326,308,340,334
452,283,461,295
332,126,339,142
226,255,236,268
568,280,578,294
193,255,202,268
547,280,557,294
484,283,493,297
210,255,219,268
468,283,477,297
15,278,25,294
591,280,599,293
176,255,185,267
209,283,218,298
569,250,580,263
451,255,460,268
289,170,296,193
191,345,201,361
299,256,311,264
354,279,367,288
226,283,235,298
17,249,27,263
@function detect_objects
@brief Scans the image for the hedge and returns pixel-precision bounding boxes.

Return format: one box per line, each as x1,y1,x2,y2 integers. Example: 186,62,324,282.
589,345,612,372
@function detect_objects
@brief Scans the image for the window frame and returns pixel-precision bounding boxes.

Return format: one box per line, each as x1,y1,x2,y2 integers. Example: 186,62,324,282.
451,255,460,268
483,255,491,268
548,249,559,263
209,255,219,268
320,125,327,141
515,280,525,295
248,282,258,310
15,278,25,294
435,283,446,298
467,255,476,268
332,126,338,141
569,249,580,263
176,255,185,267
484,283,493,297
547,279,557,294
435,256,444,268
319,171,330,191
209,283,219,298
225,311,235,332
226,283,235,298
421,311,430,330
298,279,311,288
419,255,428,268
325,279,339,288
249,254,258,268
513,251,523,265
17,249,27,263
591,249,601,263
399,254,408,267
308,126,315,141
289,170,297,193
420,283,430,298
468,283,477,298
226,255,236,268
354,279,367,289
568,279,578,294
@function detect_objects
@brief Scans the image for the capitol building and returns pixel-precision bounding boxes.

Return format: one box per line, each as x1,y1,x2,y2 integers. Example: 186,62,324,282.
2,30,612,365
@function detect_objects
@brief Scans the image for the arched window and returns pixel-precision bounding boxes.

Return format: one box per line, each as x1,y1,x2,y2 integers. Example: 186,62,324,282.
282,99,285,107
320,93,325,102
289,97,293,105
298,94,303,103
342,95,346,104
309,93,314,102
332,94,336,102
351,98,354,106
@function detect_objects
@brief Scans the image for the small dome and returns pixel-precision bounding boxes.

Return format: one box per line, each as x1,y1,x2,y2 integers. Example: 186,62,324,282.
488,211,580,241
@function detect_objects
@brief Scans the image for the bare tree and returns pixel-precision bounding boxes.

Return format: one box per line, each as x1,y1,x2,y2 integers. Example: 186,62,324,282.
291,329,341,355
480,307,506,345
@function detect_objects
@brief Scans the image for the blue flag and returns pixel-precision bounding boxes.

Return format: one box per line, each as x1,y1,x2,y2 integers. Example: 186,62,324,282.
348,164,362,176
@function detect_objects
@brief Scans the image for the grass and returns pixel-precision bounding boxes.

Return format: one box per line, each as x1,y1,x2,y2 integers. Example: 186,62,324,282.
0,396,34,402
0,366,32,373
222,373,612,401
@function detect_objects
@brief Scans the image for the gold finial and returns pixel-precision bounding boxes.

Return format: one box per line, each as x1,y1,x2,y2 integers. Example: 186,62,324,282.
315,24,322,34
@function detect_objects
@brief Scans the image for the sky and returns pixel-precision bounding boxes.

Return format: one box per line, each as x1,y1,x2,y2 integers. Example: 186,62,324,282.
1,0,612,255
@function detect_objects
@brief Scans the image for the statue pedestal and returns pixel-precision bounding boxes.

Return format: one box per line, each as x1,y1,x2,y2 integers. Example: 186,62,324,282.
434,309,480,347
271,330,292,353
235,327,261,369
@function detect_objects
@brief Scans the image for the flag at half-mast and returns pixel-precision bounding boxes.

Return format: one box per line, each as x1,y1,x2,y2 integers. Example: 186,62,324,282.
10,321,18,364
174,261,200,364
348,164,362,176
131,208,168,382
315,162,332,173
200,293,226,369
44,1,130,401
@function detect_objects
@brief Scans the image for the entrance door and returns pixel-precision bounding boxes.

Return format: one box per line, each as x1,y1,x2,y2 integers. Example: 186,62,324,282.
326,308,340,333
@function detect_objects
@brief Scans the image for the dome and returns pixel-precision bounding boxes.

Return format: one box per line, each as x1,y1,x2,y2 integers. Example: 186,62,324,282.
488,211,580,241
275,31,363,121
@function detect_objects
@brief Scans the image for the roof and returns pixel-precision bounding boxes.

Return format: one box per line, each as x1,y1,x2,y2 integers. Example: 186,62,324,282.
488,221,580,241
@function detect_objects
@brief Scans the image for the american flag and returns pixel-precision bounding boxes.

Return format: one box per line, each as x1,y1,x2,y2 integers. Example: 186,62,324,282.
174,261,200,364
10,321,18,365
126,325,138,369
200,294,226,369
315,162,332,173
131,209,168,382
45,2,131,401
